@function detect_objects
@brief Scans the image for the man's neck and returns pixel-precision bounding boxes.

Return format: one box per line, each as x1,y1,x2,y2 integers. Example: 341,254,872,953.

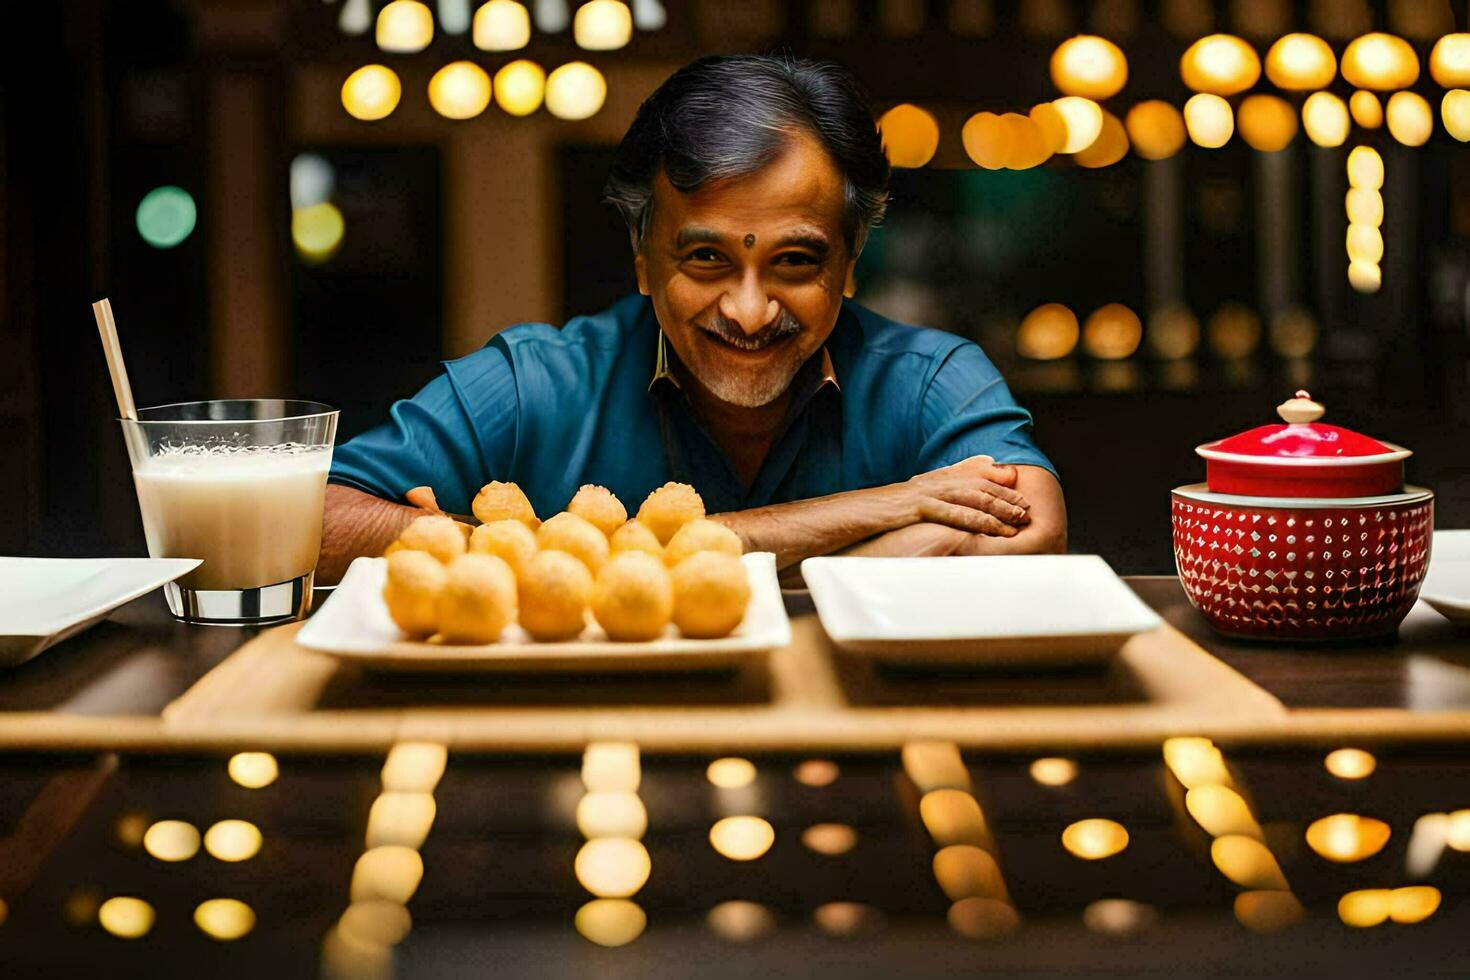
676,365,793,489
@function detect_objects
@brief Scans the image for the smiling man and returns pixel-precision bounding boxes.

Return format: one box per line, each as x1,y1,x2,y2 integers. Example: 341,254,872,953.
320,55,1065,582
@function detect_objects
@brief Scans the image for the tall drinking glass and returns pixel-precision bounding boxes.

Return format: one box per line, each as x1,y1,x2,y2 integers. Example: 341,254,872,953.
119,399,339,625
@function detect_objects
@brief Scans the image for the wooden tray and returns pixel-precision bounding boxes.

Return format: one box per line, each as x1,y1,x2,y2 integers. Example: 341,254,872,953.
157,611,1289,752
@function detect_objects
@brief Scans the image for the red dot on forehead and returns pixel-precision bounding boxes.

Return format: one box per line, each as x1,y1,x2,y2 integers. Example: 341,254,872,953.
744,234,755,247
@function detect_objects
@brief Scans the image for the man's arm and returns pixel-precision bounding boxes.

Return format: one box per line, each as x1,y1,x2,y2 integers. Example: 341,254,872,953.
317,484,432,585
711,455,1033,571
835,465,1066,559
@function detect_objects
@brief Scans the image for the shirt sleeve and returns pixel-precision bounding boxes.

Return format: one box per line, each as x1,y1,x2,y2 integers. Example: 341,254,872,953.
916,341,1058,479
328,343,520,515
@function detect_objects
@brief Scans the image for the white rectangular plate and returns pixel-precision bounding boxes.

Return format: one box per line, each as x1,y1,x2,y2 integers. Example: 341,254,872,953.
1421,530,1470,624
0,557,202,667
298,551,791,672
800,554,1162,667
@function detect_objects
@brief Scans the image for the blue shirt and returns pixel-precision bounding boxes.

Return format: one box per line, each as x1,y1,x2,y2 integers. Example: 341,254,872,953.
329,294,1055,517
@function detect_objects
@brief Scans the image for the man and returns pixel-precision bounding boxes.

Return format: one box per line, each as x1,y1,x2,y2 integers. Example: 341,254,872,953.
321,55,1064,583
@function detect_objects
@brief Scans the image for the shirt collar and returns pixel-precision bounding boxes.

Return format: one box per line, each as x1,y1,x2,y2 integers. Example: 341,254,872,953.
647,330,841,395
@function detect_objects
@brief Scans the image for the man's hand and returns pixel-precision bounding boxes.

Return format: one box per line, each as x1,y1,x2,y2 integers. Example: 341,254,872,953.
902,455,1030,538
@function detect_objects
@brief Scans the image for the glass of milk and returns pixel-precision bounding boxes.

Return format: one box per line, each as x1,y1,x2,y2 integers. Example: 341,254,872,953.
120,400,339,625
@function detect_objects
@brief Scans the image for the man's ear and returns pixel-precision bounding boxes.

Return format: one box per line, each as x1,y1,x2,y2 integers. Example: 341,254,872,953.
634,247,650,296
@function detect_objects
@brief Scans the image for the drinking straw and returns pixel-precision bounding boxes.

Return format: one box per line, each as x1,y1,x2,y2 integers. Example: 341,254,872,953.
91,297,138,421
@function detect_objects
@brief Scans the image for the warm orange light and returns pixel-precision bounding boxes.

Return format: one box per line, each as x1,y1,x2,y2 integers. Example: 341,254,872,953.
1341,33,1420,90
961,112,1012,170
1164,736,1232,788
1030,103,1069,153
473,0,531,51
919,788,989,847
1211,835,1289,890
1181,34,1262,95
1050,35,1128,99
1444,90,1470,142
1302,92,1350,147
1081,303,1141,358
1184,93,1234,148
1350,90,1383,129
709,816,775,861
573,0,633,51
1017,304,1080,360
575,838,651,897
545,62,607,121
1265,33,1336,90
1052,97,1105,154
1235,890,1305,933
228,752,279,789
1386,91,1433,147
1305,813,1391,862
1346,187,1384,226
1125,101,1186,160
1346,148,1384,190
1346,223,1384,263
1430,34,1470,87
933,845,1007,901
1389,886,1442,924
376,0,434,53
1338,889,1391,928
1029,757,1078,786
428,61,492,120
1073,111,1128,168
879,104,941,168
493,59,545,116
793,759,840,787
1002,113,1052,169
1208,304,1263,359
1061,818,1129,860
1185,785,1262,840
341,65,402,122
575,898,646,946
1147,306,1201,359
1238,94,1298,152
1348,259,1382,293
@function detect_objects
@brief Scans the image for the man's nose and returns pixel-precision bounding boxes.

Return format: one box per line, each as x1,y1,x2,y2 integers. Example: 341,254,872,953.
717,272,779,335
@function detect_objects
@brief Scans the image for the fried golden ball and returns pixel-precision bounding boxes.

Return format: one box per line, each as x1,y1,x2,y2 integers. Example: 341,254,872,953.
393,514,467,564
436,554,517,644
472,481,539,529
662,518,743,567
536,512,610,574
637,482,706,545
566,484,628,537
609,519,663,558
671,552,750,639
469,519,538,575
518,549,593,642
592,551,674,642
383,550,449,638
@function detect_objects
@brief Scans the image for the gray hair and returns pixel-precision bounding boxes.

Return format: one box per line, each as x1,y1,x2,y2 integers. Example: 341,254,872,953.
603,54,890,252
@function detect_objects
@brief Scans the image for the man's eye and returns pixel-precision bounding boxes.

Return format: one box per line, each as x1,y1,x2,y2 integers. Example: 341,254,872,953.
689,248,723,262
775,252,818,266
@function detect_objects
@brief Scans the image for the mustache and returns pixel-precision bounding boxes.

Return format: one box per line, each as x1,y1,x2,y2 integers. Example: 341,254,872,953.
698,308,803,351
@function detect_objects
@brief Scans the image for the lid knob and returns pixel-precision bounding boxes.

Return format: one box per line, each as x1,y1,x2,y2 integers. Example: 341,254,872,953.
1277,390,1325,425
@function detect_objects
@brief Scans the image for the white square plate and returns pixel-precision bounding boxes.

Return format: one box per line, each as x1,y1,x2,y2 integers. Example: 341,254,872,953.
800,554,1162,667
297,551,791,672
1421,530,1470,624
0,557,201,666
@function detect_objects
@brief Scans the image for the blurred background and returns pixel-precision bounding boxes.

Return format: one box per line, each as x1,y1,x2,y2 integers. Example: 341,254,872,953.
5,0,1470,572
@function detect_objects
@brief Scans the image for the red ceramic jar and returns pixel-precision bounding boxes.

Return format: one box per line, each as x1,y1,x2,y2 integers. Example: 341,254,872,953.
1172,391,1434,641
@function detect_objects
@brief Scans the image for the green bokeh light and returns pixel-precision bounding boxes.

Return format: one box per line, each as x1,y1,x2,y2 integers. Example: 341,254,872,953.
135,185,197,249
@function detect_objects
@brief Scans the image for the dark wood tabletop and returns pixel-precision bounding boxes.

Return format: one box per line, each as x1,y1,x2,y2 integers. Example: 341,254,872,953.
3,577,1469,721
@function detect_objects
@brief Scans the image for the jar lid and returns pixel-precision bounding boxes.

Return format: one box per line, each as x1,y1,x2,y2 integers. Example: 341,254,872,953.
1197,391,1409,466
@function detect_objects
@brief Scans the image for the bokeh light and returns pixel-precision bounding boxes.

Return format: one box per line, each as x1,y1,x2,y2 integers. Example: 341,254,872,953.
1270,308,1319,358
1347,147,1384,189
351,846,424,904
289,155,334,211
98,897,155,939
1029,102,1069,153
1050,34,1128,99
814,901,881,937
1348,259,1382,293
575,899,646,946
1083,899,1158,936
1073,111,1128,168
801,823,859,856
1125,101,1186,160
573,0,632,50
383,741,448,792
340,0,373,35
1082,303,1142,358
1238,94,1297,152
1052,96,1104,153
1017,303,1080,360
1180,34,1261,95
793,759,839,787
143,820,201,862
1386,91,1433,147
1207,303,1262,359
1185,785,1262,839
1305,813,1391,863
292,202,346,264
962,112,1011,170
376,0,434,52
1389,886,1442,924
341,65,402,121
879,104,941,168
493,59,546,116
575,838,651,897
1441,89,1470,142
706,900,776,942
576,791,647,839
933,844,1006,901
1029,757,1078,786
545,61,607,120
1302,91,1349,147
1265,33,1336,89
1184,93,1233,148
1341,32,1419,90
1211,834,1289,889
583,742,640,791
1061,819,1129,860
439,0,472,34
366,792,438,849
228,752,279,789
947,897,1020,940
709,816,775,861
338,900,412,947
920,789,989,846
1430,34,1470,87
135,186,197,249
194,899,256,941
1163,736,1231,788
1001,113,1052,169
429,61,492,119
204,819,263,863
1338,889,1391,928
706,757,757,789
1235,891,1305,933
1346,223,1384,263
473,0,531,51
1346,186,1384,225
902,741,971,792
1350,90,1383,129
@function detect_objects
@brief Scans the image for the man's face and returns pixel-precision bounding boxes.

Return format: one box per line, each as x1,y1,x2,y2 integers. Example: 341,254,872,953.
635,131,857,409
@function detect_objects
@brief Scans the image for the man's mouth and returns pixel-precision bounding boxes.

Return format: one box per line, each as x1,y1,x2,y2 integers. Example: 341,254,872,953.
697,311,803,353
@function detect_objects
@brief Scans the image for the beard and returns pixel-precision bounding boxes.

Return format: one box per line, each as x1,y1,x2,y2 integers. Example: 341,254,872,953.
686,307,806,408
